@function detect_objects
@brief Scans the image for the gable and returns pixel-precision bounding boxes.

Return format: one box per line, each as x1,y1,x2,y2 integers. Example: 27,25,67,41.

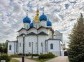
27,28,37,34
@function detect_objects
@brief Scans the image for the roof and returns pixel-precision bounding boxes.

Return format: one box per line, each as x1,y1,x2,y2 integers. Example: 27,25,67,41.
7,40,17,43
18,28,27,32
37,26,52,30
46,38,61,41
39,13,47,21
47,21,52,26
23,16,31,23
18,33,26,36
38,32,48,35
27,27,37,31
54,30,62,35
27,32,37,35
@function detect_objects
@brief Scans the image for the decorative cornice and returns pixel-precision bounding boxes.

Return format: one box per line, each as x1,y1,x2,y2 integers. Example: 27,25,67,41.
46,38,61,41
7,40,17,43
38,32,48,35
17,28,27,32
27,32,37,35
27,27,37,31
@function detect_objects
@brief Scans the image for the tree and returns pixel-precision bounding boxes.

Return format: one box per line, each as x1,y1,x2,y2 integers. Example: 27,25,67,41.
0,42,7,54
68,13,84,62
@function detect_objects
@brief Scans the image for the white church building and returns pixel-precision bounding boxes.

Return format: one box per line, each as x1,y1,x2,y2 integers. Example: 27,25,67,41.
7,9,64,56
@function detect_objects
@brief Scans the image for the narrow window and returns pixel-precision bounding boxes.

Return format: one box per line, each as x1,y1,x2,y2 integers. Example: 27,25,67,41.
50,44,53,49
29,42,31,47
20,43,21,47
9,45,11,50
41,43,43,47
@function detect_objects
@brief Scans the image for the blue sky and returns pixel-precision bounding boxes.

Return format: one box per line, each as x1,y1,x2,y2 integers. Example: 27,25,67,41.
0,0,84,47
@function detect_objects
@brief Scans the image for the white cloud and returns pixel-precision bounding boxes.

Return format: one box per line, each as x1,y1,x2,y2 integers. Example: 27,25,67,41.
0,0,84,44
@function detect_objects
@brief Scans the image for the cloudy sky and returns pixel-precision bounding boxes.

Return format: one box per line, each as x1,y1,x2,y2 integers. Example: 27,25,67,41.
0,0,84,46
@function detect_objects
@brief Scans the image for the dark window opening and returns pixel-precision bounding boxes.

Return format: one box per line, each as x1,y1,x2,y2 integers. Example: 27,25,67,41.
50,44,53,49
9,45,12,50
20,43,21,47
29,42,31,47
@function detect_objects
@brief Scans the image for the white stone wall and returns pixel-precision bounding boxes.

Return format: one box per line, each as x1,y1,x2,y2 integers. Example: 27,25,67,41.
27,28,37,34
25,35,37,54
38,28,48,34
47,40,61,56
24,23,30,29
38,35,48,54
34,22,40,28
17,36,23,54
54,30,63,41
40,21,47,27
8,26,63,56
47,29,53,38
19,29,27,35
8,42,17,55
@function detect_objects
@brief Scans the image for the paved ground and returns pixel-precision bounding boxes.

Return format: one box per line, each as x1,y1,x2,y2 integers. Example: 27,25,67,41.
13,58,36,62
46,56,69,62
13,56,69,62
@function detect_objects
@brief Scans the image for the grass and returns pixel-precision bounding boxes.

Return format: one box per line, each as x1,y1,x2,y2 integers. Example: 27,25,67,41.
10,59,19,62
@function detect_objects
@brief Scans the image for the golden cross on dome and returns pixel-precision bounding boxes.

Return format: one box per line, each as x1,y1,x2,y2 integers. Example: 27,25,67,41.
26,10,28,16
34,4,40,23
42,7,44,14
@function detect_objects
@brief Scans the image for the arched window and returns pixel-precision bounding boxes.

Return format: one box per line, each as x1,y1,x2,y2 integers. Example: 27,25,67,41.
50,44,53,49
20,43,21,47
9,45,12,50
29,42,31,47
41,43,43,47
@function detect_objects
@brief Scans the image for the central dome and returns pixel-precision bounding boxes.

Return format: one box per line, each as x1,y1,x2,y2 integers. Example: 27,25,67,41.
39,13,47,21
23,16,31,23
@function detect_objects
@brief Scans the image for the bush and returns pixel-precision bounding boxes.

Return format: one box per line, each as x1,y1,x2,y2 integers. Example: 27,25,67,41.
31,54,39,56
39,52,55,59
0,54,11,62
10,54,20,58
25,54,39,56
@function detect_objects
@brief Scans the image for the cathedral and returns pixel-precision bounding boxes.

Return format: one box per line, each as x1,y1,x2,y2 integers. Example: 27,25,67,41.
7,9,64,56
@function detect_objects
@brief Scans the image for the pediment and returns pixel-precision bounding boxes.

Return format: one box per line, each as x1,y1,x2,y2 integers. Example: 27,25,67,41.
27,32,37,35
18,28,27,32
38,32,48,35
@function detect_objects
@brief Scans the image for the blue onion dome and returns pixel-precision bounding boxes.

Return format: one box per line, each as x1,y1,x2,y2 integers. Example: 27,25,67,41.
23,16,31,23
47,21,52,26
30,23,34,28
39,13,47,21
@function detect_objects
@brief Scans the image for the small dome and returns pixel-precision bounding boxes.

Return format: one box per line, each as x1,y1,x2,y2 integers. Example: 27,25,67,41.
39,13,47,21
30,23,34,28
47,21,52,26
23,16,31,23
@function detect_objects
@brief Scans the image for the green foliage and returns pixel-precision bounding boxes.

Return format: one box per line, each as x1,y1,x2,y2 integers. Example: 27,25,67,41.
0,54,11,62
10,54,20,58
68,14,84,62
18,54,39,56
30,54,39,56
39,52,55,59
0,42,7,53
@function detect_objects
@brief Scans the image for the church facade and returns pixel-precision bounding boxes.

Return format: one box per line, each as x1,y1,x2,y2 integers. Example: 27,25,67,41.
7,9,64,56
